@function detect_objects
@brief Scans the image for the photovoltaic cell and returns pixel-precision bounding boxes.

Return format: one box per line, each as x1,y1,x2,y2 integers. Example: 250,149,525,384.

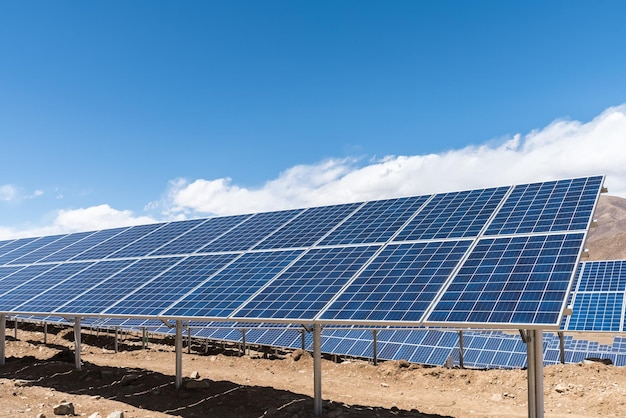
319,195,430,246
150,214,250,256
0,237,39,259
253,203,362,250
9,231,95,265
232,245,380,321
103,253,238,316
55,257,184,314
0,262,93,310
162,249,303,318
14,259,136,314
394,187,509,241
71,223,166,261
426,233,585,326
319,240,473,323
200,209,303,253
0,265,24,281
565,292,624,332
107,219,207,258
484,176,603,236
38,227,129,263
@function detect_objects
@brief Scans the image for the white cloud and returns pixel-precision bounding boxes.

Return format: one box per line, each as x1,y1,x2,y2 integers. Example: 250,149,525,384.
0,184,19,202
0,204,156,240
158,104,626,217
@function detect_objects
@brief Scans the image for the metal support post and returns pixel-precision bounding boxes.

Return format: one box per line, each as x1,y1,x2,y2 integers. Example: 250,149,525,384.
44,322,48,345
458,330,464,369
372,330,378,366
14,319,18,340
301,329,306,350
558,331,565,364
526,330,536,418
313,323,322,416
187,326,192,354
0,314,5,366
533,330,545,418
74,318,82,371
175,320,183,389
114,327,119,353
241,329,247,356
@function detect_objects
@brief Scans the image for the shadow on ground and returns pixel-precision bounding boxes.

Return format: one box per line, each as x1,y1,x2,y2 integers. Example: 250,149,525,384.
1,353,452,418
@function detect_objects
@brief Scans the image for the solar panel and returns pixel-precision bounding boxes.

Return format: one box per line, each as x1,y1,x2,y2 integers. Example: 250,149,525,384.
103,253,238,316
484,176,602,235
55,257,184,314
71,223,166,261
576,260,626,292
0,264,59,296
38,227,129,263
150,214,250,256
162,249,304,318
0,237,39,260
253,203,362,250
14,259,135,314
0,235,66,265
0,262,94,310
200,209,303,252
319,195,429,245
106,218,207,259
232,245,380,321
319,240,473,323
426,233,585,327
8,231,95,265
393,187,509,241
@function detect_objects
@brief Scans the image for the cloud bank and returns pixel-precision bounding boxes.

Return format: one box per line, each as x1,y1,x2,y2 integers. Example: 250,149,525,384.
1,104,625,239
159,104,626,218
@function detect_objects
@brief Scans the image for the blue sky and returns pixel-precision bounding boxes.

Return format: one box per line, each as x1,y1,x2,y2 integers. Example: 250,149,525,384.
2,1,626,239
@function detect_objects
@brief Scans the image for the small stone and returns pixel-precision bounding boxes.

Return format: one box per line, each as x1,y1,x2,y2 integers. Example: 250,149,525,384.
189,370,200,379
88,413,102,418
555,383,568,393
380,382,389,388
53,401,75,415
14,379,30,387
36,414,46,418
120,374,140,386
107,412,124,418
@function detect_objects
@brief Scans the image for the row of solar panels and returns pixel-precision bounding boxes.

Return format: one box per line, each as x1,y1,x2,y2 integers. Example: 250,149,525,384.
12,314,625,369
0,176,604,329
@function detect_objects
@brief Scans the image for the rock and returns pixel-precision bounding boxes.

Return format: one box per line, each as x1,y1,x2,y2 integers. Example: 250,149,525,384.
88,413,102,418
380,382,389,388
584,357,613,365
14,379,31,387
120,374,140,386
185,379,210,389
397,359,410,368
53,401,75,415
107,412,124,418
36,414,46,418
189,370,201,379
555,383,568,393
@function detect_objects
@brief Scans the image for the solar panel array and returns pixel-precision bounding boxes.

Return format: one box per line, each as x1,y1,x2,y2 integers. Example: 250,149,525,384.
0,176,603,330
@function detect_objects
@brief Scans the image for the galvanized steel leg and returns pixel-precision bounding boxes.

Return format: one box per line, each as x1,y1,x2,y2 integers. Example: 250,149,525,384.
533,330,545,418
44,322,48,345
558,331,565,364
458,330,464,369
74,317,82,370
372,330,378,366
175,320,183,389
313,323,322,416
0,314,5,365
114,327,119,353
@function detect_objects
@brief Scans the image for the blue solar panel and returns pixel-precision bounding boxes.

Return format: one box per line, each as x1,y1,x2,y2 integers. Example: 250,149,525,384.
8,231,95,265
71,223,166,261
150,214,250,256
0,264,58,296
319,195,430,245
0,262,94,310
0,239,16,252
201,209,303,252
232,245,380,321
162,249,303,318
0,237,39,259
103,253,238,316
577,260,626,292
14,259,135,314
319,240,473,323
0,235,66,265
566,292,623,332
394,187,509,241
484,176,603,235
106,219,207,258
427,233,585,326
38,227,129,263
55,257,184,314
253,203,361,250
0,265,24,280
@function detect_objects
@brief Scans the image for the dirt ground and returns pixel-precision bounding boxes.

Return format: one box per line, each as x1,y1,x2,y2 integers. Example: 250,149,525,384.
1,324,625,418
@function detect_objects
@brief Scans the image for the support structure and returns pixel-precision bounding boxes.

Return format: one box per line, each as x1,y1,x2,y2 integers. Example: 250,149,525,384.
372,330,378,366
142,327,147,349
313,323,322,417
14,318,18,340
526,329,545,418
0,314,5,366
114,327,119,353
175,320,183,389
241,329,247,356
558,331,565,364
187,326,192,354
74,317,82,371
458,330,464,369
44,322,48,345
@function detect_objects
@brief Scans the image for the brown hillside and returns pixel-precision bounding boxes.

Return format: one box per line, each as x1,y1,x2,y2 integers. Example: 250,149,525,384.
586,194,626,260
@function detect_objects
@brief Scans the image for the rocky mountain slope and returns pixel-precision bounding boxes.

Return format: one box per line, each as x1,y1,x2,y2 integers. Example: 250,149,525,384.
586,194,626,260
